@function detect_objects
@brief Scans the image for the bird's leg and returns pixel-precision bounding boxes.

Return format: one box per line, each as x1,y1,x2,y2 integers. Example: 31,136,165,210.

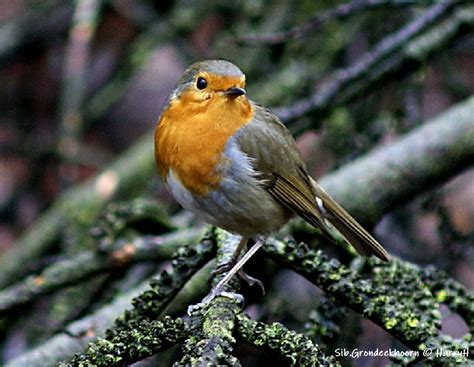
213,236,265,293
213,235,250,275
188,237,265,315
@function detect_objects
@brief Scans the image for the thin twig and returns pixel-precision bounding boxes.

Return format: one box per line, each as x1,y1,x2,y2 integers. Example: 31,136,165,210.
0,229,203,315
237,0,419,46
275,0,458,122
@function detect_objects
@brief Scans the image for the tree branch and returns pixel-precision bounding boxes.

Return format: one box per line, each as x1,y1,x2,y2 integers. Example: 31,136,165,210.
262,238,472,365
179,298,241,366
61,234,215,366
57,0,101,187
0,133,156,288
178,230,243,365
0,229,203,315
6,282,148,367
319,96,474,226
236,0,419,46
236,314,339,365
59,316,186,367
275,1,468,123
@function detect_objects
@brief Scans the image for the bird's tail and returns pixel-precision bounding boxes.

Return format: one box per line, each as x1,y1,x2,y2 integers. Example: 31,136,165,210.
311,179,390,262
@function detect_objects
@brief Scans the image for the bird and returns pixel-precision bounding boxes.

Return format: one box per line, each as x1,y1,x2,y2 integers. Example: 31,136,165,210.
154,60,389,293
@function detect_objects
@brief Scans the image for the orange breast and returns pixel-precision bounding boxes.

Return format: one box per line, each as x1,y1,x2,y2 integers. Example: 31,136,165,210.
155,91,253,195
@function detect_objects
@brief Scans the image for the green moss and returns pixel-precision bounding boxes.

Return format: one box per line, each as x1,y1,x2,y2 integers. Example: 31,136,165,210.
436,289,447,303
61,234,215,366
421,265,474,331
237,314,339,366
179,297,241,366
263,238,443,349
407,317,419,328
385,318,397,329
63,317,185,366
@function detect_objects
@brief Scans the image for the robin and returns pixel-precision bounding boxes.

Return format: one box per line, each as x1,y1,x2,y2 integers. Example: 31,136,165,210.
154,60,389,300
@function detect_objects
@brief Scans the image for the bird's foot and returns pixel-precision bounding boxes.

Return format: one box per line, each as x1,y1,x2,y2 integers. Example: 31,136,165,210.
211,260,235,279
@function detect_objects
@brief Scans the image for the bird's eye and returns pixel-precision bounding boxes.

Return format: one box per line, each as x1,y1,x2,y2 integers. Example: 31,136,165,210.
196,77,207,90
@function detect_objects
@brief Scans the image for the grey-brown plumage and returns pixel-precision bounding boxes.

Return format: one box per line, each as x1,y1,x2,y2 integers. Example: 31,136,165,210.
237,103,390,261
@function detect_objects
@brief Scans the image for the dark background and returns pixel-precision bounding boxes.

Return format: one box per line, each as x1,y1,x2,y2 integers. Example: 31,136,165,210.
0,1,473,366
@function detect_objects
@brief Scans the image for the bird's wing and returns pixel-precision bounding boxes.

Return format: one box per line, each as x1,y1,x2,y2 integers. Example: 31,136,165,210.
236,102,389,261
235,103,332,238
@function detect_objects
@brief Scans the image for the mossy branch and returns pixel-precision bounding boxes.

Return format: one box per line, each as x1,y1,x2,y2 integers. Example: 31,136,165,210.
59,316,186,367
177,230,243,365
6,271,167,367
0,228,203,315
236,314,339,366
179,297,241,366
61,234,215,366
262,238,472,365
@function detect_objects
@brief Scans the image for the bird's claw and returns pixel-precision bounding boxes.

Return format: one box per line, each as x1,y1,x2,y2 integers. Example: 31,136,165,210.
211,260,235,279
237,270,265,295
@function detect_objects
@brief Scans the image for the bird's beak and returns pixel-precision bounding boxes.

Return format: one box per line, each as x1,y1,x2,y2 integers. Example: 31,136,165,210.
224,86,246,98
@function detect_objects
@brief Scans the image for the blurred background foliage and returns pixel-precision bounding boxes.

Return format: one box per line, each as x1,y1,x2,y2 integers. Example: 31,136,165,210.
0,0,473,366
